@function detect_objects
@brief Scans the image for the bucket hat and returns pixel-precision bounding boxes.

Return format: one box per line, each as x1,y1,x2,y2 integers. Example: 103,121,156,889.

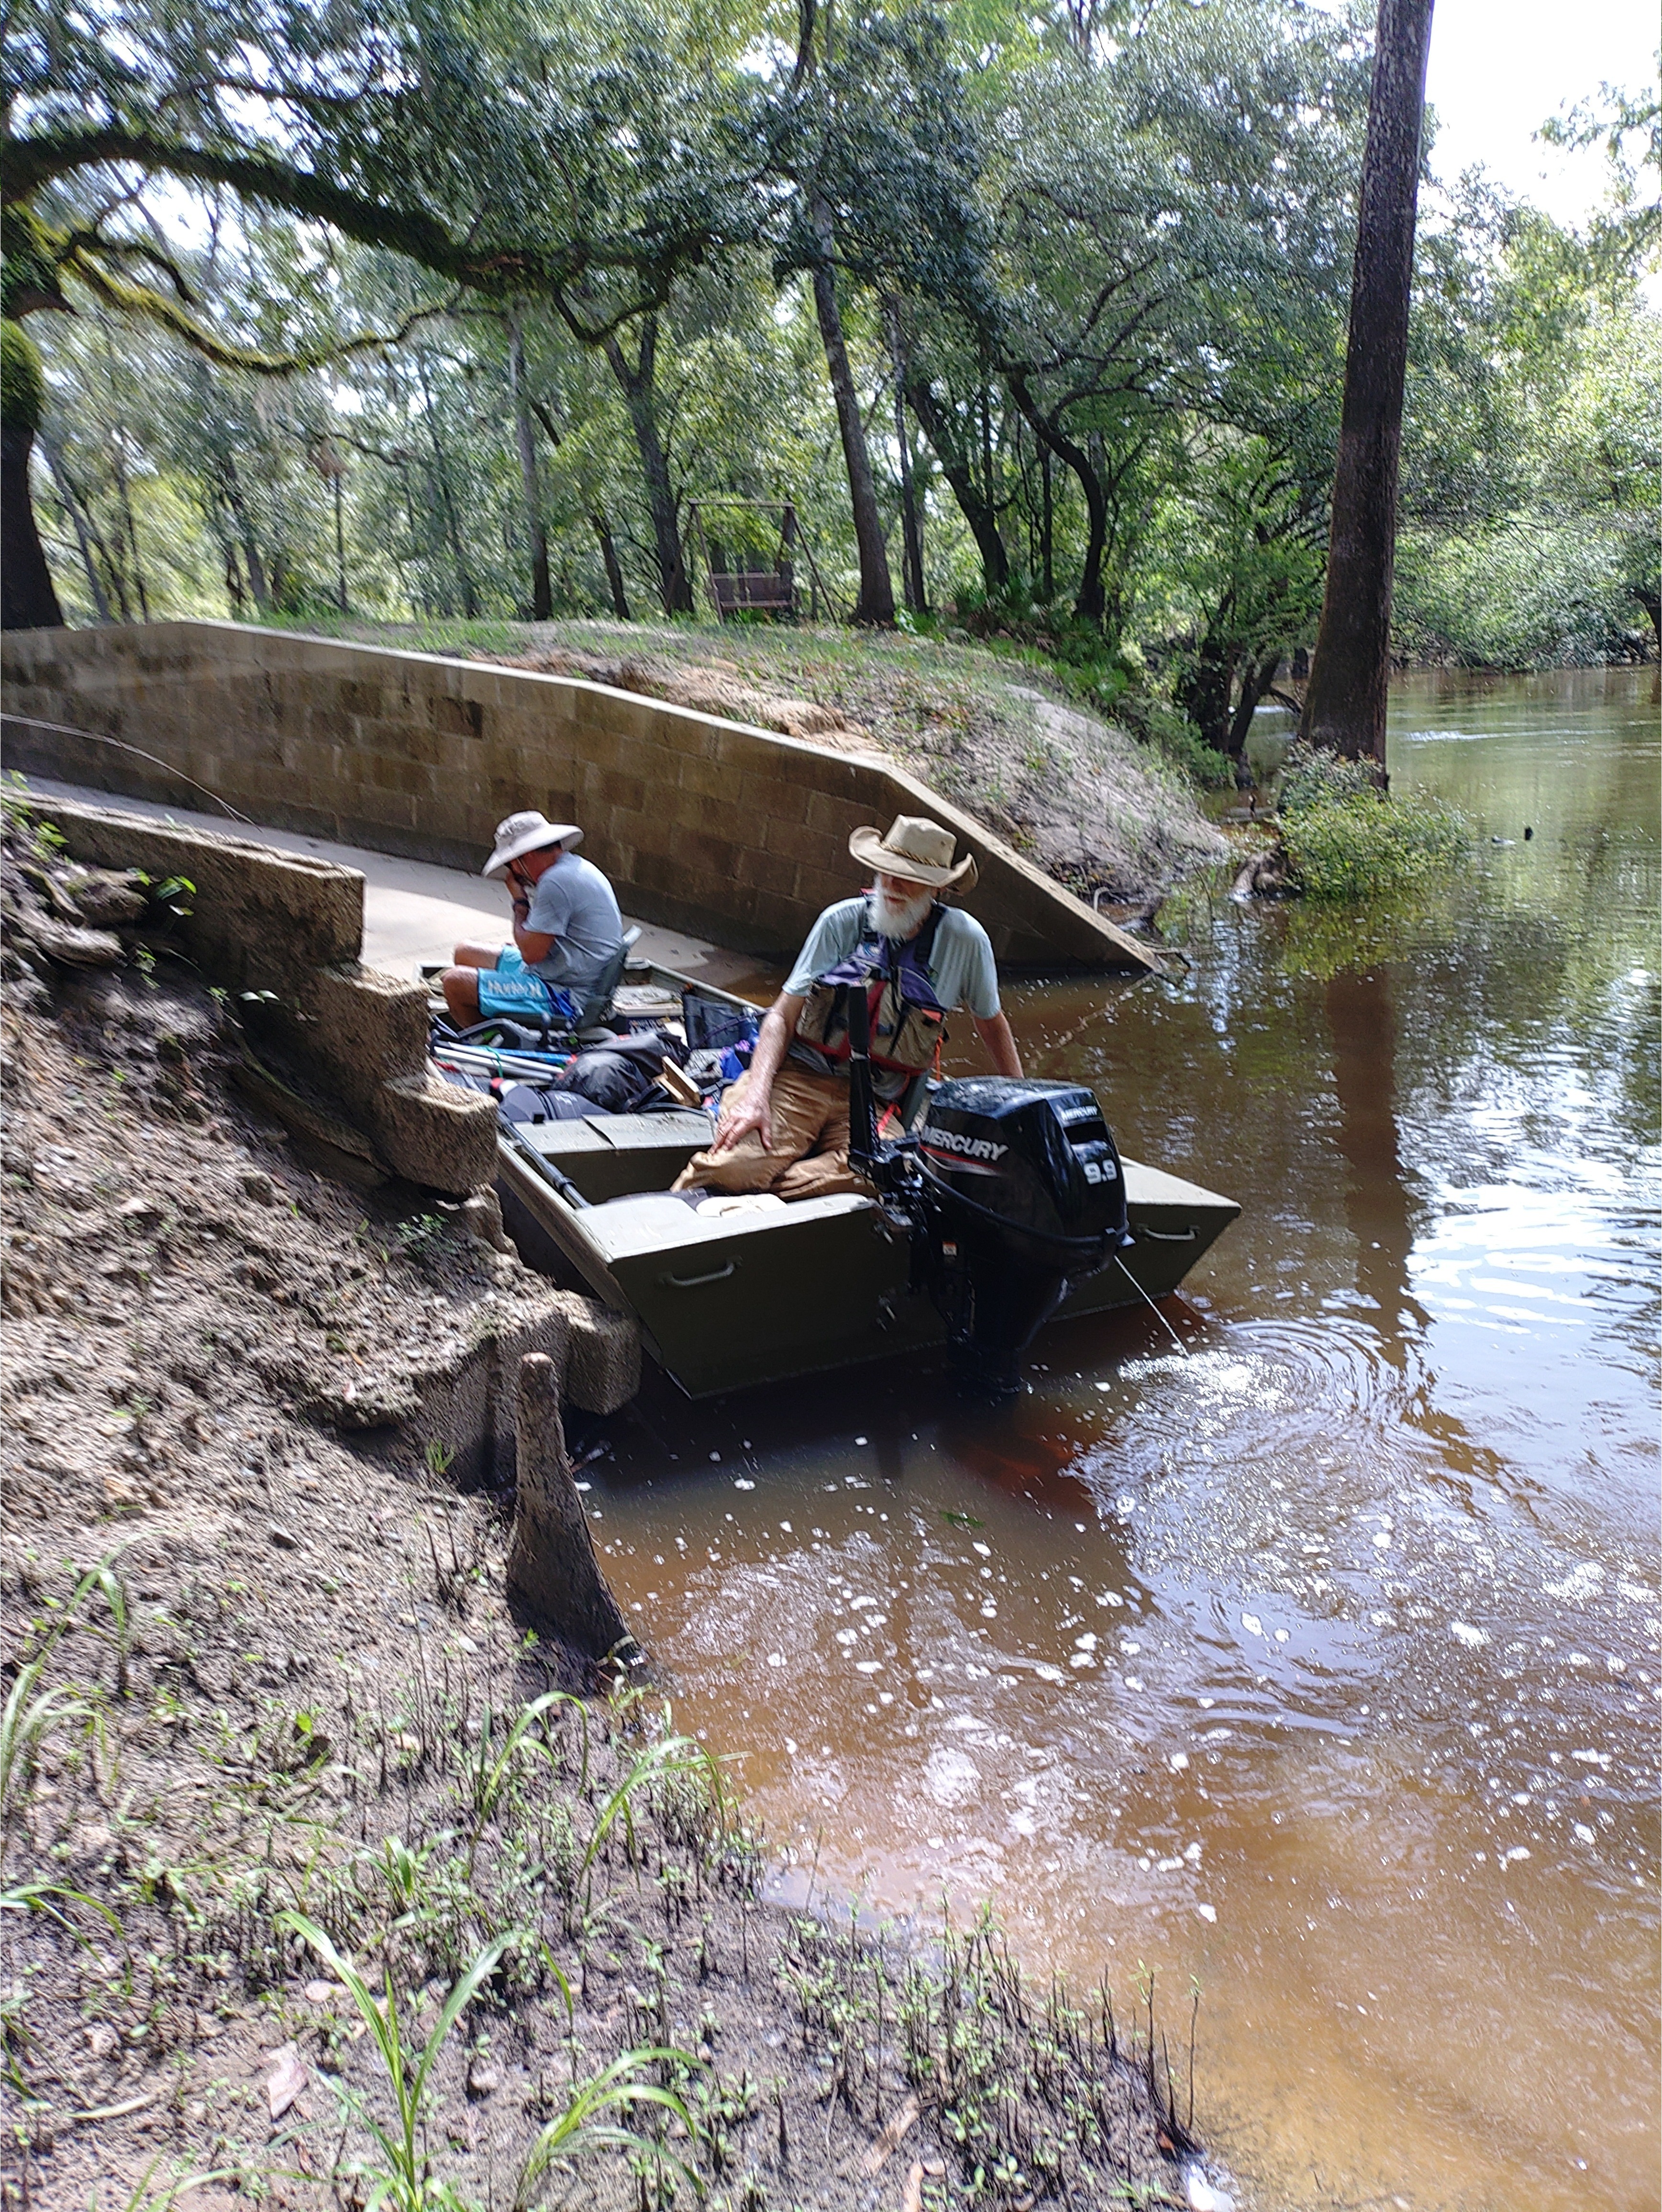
848,814,978,891
483,811,583,877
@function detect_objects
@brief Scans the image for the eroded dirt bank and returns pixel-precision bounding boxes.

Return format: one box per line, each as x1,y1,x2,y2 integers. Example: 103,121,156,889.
0,815,1200,2210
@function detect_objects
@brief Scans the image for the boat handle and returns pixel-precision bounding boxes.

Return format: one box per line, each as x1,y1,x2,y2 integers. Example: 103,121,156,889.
661,1260,738,1289
1138,1225,1196,1243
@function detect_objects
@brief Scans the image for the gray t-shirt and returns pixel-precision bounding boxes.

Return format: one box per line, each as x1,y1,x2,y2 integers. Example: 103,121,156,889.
784,897,1000,1098
524,852,624,987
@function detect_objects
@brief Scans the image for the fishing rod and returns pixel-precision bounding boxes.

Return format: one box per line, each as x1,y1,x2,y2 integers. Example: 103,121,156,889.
1112,1253,1189,1356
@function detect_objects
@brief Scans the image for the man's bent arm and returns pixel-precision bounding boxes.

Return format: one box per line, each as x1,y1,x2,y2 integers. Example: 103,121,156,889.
508,890,556,965
512,921,557,963
975,1010,1023,1078
710,992,805,1154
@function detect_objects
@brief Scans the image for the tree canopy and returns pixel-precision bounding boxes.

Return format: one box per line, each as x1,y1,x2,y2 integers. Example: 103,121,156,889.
4,0,1655,719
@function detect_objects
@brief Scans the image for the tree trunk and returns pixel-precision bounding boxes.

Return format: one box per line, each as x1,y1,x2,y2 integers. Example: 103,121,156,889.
884,302,927,615
332,472,348,613
1176,634,1237,754
97,326,150,620
591,512,631,619
905,373,1008,594
1,420,65,630
217,453,269,613
415,357,479,618
1300,0,1436,772
1228,652,1283,758
39,437,113,622
810,198,894,626
108,434,150,622
1039,445,1054,604
1008,374,1108,626
507,312,553,622
599,319,691,617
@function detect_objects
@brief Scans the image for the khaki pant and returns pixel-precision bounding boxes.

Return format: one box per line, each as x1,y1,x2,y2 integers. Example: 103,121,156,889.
672,1062,869,1202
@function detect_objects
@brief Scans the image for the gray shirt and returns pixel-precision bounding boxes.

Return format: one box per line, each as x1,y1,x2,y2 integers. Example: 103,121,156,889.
783,897,1001,1099
524,851,624,988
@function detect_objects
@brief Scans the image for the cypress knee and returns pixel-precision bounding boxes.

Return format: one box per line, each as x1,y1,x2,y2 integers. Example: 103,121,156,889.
507,1346,631,1659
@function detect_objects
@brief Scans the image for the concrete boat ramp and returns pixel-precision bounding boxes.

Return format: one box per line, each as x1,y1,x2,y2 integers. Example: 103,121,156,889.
18,774,765,995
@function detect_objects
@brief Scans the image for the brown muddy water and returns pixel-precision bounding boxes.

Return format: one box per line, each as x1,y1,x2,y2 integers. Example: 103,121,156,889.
587,669,1659,2211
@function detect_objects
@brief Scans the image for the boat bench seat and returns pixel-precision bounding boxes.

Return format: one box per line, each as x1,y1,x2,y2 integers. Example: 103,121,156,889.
515,1108,714,1203
580,1189,875,1264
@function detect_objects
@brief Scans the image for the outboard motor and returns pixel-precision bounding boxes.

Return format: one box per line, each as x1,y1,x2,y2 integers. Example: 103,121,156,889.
911,1077,1129,1400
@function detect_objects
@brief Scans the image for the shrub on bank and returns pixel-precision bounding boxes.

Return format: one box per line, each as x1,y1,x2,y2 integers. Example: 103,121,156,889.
1278,744,1380,817
1119,697,1237,789
1281,779,1470,900
1277,743,1469,899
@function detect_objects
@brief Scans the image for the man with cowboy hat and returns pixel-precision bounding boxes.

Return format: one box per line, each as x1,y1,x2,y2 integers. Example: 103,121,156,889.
674,814,1022,1202
440,811,625,1027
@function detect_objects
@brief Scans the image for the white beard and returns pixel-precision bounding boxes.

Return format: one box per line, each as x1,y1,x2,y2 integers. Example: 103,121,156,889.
871,882,935,940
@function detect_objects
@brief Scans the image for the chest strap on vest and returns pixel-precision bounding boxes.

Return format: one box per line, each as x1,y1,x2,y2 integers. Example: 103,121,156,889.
796,899,951,1077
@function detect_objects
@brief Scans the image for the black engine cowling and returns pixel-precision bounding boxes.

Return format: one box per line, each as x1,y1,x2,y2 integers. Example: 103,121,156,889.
912,1078,1128,1398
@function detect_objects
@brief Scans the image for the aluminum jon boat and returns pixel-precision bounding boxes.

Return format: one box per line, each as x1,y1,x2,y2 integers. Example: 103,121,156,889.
491,965,1240,1399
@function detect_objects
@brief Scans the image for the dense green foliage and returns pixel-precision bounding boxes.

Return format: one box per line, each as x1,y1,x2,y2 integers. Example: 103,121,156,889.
1279,741,1470,897
2,0,1654,700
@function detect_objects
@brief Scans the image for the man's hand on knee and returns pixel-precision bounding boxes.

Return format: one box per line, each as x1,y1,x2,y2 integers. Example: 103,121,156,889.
712,1088,773,1154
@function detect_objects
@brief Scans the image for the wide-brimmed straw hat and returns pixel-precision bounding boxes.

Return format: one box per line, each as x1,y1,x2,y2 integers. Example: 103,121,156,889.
848,814,978,891
482,811,583,877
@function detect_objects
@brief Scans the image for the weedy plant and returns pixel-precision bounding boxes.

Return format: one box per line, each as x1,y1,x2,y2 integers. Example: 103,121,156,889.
512,2048,701,2212
1276,742,1470,900
283,1914,700,2212
579,1730,718,1891
776,1899,1199,2202
0,1556,129,1822
462,1689,586,1849
88,2152,239,2211
280,1914,514,2212
0,1656,99,1827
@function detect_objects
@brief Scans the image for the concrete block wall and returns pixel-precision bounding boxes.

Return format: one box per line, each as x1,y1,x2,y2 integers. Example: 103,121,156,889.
28,796,499,1194
1,620,1154,969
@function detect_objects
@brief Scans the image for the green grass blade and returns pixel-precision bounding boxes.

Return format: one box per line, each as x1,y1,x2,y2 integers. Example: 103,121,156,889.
0,1875,123,1938
470,1689,584,1829
578,1736,702,1881
277,1912,405,2103
410,1930,515,2110
514,2048,702,2212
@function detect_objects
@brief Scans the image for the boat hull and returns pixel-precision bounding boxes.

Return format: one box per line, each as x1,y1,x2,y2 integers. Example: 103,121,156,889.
496,1112,1238,1399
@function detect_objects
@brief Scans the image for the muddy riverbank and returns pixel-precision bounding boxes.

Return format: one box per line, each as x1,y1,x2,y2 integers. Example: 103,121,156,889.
0,873,1196,2208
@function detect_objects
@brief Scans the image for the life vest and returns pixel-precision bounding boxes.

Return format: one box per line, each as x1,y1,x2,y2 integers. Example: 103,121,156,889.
795,899,950,1076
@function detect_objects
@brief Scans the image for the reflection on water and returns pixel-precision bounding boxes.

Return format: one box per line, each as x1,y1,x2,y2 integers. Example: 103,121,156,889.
592,669,1660,2212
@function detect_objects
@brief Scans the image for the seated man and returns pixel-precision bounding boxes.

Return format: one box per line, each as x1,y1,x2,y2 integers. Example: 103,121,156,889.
441,811,625,1027
674,814,1022,1202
